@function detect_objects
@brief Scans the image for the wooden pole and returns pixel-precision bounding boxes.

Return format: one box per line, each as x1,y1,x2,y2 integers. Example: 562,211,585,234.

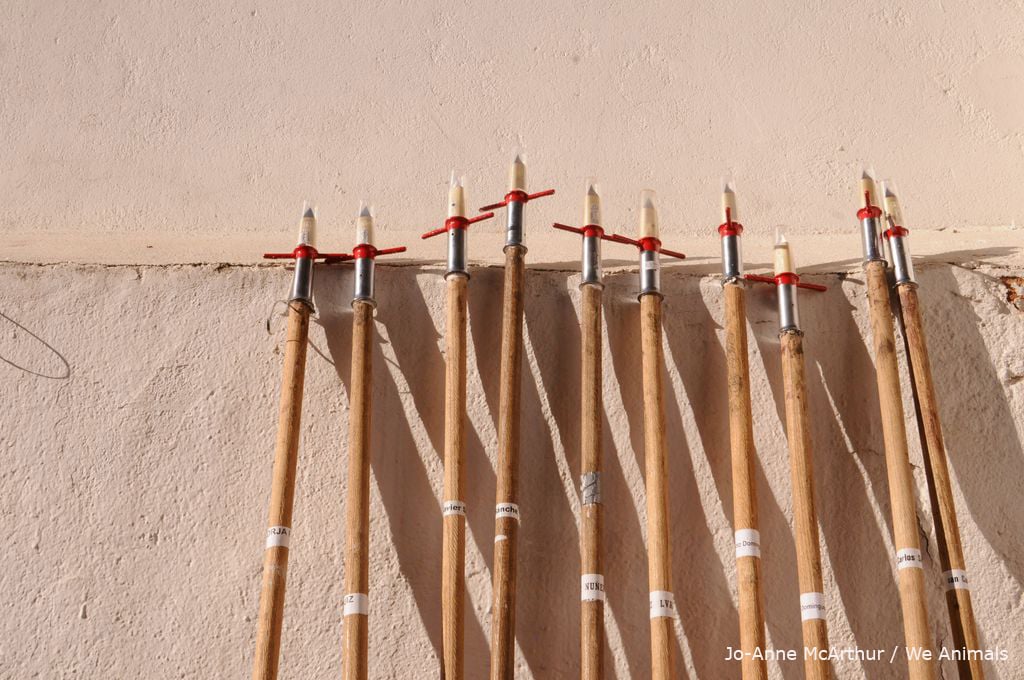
898,283,985,679
442,273,469,680
252,301,311,680
641,293,677,680
342,299,375,680
779,330,830,679
490,243,526,680
723,282,768,680
864,260,936,680
580,281,605,680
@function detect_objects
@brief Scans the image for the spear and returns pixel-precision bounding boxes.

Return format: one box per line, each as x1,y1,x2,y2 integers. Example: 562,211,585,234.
716,184,768,680
857,172,936,680
422,173,495,680
253,204,349,680
881,181,984,680
746,232,830,679
609,191,686,680
479,154,555,679
340,204,407,680
553,179,617,680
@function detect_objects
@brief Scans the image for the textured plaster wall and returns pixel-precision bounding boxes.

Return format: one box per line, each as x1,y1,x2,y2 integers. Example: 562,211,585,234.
1,260,1022,678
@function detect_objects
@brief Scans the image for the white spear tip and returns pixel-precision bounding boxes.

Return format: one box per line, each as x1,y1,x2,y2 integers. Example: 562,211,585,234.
449,170,463,189
358,201,372,218
775,228,788,246
586,182,599,196
301,200,315,219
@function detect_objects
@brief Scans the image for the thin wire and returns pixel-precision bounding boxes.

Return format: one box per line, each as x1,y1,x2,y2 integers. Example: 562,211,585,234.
0,311,72,380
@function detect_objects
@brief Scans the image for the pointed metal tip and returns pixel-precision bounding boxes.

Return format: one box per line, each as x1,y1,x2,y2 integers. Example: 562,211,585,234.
358,201,372,218
301,200,315,219
513,152,524,164
723,182,735,195
861,167,875,180
303,207,315,218
882,181,897,198
587,182,599,196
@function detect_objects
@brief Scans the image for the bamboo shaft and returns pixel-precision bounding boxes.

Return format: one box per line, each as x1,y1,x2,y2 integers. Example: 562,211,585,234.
442,274,469,680
640,294,677,680
342,301,375,680
780,331,831,680
252,302,311,680
898,284,985,680
864,261,935,680
723,284,768,680
580,283,605,680
490,245,526,680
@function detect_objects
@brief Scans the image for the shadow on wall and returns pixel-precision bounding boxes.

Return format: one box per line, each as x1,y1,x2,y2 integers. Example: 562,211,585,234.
300,259,1019,678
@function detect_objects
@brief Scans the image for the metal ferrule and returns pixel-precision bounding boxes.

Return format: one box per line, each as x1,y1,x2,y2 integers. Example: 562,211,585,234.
352,256,376,305
505,199,525,249
888,234,915,286
446,228,468,278
861,215,885,263
289,255,314,306
639,249,661,297
777,282,800,332
581,233,603,287
721,234,742,282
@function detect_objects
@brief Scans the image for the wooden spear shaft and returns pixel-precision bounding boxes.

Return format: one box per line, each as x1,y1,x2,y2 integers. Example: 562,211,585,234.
723,283,768,680
442,273,469,680
779,330,830,680
342,299,375,680
252,301,311,680
897,283,984,680
490,244,526,679
864,260,936,680
640,293,677,680
580,282,605,680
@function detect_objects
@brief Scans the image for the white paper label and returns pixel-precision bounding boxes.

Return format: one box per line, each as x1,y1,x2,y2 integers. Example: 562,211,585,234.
944,569,971,591
443,501,467,517
343,593,369,616
581,574,606,602
735,529,761,558
265,526,291,549
800,592,826,621
896,548,924,570
650,591,677,619
495,503,521,522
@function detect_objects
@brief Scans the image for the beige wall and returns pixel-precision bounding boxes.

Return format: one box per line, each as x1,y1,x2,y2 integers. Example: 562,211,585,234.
2,1,1024,678
1,260,1022,678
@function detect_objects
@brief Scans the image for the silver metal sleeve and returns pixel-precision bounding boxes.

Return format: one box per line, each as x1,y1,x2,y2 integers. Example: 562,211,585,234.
505,200,524,248
721,234,742,281
861,215,885,262
581,234,603,287
639,249,661,297
288,256,314,306
777,282,800,332
352,256,376,305
888,234,915,285
446,228,468,278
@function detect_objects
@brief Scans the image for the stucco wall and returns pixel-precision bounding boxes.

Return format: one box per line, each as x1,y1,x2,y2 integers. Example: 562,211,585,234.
1,260,1021,678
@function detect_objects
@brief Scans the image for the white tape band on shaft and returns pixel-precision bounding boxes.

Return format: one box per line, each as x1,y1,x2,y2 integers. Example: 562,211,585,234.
443,501,467,517
800,592,826,621
495,503,521,522
650,591,677,619
265,526,291,549
944,569,971,591
343,593,369,616
896,548,924,570
581,574,606,602
735,529,761,558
